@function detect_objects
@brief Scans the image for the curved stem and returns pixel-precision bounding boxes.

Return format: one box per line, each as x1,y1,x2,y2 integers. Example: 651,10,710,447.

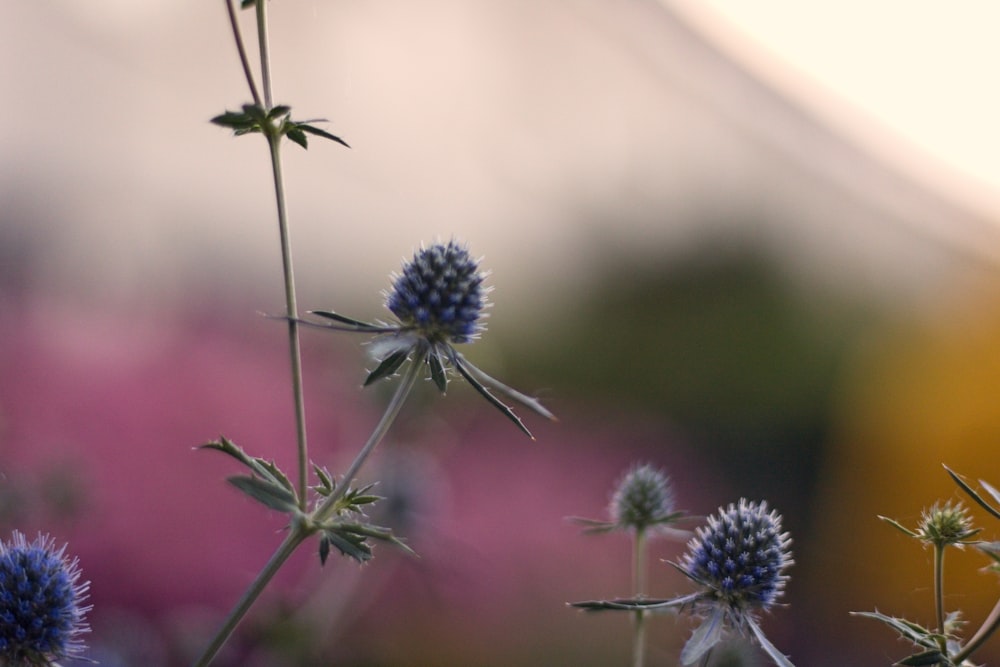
315,349,425,523
223,0,261,107
953,596,1000,665
192,526,309,667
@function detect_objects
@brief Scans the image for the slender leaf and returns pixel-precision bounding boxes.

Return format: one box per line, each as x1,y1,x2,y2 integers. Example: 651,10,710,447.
746,616,796,667
364,350,409,386
428,349,448,393
286,127,308,149
946,465,1000,521
297,123,350,148
851,611,941,648
570,593,695,613
896,650,947,666
447,348,533,438
452,350,556,421
320,531,372,564
878,515,921,539
306,310,393,332
680,607,725,665
981,478,1000,507
227,476,298,514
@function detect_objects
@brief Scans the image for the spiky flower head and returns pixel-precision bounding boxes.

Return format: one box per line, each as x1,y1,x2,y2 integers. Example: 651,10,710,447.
0,531,90,665
680,499,792,618
385,240,488,345
918,500,979,548
301,239,553,438
610,463,675,533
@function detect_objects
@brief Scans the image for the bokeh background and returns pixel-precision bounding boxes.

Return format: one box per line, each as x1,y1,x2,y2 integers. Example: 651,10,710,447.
4,1,1000,665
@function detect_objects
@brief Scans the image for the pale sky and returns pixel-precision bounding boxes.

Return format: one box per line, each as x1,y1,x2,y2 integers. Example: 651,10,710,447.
678,1,1000,211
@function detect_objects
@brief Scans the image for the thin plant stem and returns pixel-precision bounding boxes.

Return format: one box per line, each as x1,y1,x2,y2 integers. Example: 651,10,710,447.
314,350,426,523
267,132,310,509
223,0,261,108
192,360,422,666
953,596,1000,664
255,0,273,108
191,526,309,667
933,544,945,634
231,0,310,509
632,528,648,667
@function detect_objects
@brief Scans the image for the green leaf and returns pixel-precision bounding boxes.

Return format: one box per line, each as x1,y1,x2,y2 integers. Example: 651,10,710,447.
200,437,296,499
306,310,391,332
267,105,292,120
946,465,1000,521
878,515,921,539
210,110,259,132
447,348,534,439
569,516,617,534
681,607,725,665
745,616,796,667
364,350,409,386
450,348,556,421
896,650,948,666
228,475,298,513
850,611,942,649
428,349,448,393
296,122,350,148
320,530,372,564
286,127,308,149
313,465,335,496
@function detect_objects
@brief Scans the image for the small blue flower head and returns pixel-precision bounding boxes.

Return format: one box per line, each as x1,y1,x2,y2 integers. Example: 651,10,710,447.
301,239,554,438
610,463,675,533
385,241,488,345
681,499,792,616
0,531,91,665
676,499,794,666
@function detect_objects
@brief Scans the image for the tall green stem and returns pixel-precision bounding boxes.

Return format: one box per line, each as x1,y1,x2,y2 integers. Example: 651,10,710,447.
192,360,421,666
933,544,945,634
267,131,310,509
254,0,273,108
232,0,309,509
314,350,425,523
632,528,648,667
192,527,308,667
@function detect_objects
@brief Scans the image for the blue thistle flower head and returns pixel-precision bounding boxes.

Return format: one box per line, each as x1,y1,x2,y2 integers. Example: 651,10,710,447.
385,240,488,345
301,239,554,438
0,531,90,665
680,499,792,618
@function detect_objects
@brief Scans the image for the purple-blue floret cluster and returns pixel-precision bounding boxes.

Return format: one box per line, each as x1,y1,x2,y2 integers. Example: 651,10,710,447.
386,241,486,344
0,532,90,664
681,499,792,612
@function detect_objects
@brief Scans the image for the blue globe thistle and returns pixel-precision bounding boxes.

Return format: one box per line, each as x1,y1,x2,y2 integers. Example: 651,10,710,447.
385,241,488,345
681,499,792,616
677,499,794,666
300,239,554,438
0,531,90,665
